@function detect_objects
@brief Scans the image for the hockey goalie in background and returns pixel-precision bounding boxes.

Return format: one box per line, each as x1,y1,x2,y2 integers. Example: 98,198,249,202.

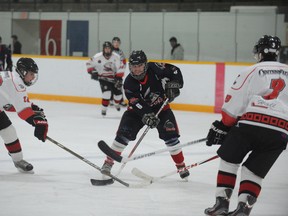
86,41,125,116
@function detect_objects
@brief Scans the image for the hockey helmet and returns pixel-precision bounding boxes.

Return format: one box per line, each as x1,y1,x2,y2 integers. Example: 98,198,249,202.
253,35,281,62
112,37,121,50
16,58,39,86
102,41,113,58
129,50,148,81
112,37,121,43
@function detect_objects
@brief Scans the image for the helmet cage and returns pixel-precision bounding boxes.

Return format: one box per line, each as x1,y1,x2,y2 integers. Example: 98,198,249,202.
129,50,148,81
102,41,113,58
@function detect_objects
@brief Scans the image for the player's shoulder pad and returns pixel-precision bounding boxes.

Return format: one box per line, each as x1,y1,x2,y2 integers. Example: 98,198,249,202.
93,52,103,59
112,52,121,59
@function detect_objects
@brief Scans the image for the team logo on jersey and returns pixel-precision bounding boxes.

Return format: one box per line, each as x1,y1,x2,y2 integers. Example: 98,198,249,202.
149,92,163,106
155,63,166,70
164,120,176,132
0,76,3,86
225,94,232,103
18,84,25,90
103,62,115,72
98,60,101,64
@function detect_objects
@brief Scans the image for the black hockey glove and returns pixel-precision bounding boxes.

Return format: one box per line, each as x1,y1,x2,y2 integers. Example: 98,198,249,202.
114,77,123,89
33,115,48,142
31,103,45,118
165,81,181,102
142,113,160,129
206,120,231,146
90,71,99,80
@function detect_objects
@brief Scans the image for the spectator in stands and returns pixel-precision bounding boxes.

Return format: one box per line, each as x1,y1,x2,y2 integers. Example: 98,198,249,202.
169,37,184,60
11,35,22,54
0,36,13,71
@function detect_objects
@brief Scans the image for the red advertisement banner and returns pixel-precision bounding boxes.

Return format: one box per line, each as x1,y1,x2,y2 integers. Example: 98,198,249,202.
40,20,62,56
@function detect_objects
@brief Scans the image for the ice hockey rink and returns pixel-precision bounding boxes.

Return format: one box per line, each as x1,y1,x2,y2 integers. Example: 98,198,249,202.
0,100,287,216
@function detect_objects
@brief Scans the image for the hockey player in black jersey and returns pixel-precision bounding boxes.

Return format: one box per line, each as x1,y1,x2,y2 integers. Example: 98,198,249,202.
101,50,190,180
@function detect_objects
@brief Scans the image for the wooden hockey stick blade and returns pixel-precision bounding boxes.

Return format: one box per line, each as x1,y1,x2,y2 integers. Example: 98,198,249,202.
90,178,115,186
98,140,123,162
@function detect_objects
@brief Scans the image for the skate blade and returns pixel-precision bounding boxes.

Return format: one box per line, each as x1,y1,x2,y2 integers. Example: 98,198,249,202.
16,168,34,174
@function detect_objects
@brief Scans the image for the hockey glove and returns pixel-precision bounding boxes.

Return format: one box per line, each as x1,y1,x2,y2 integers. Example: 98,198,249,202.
142,113,160,129
114,77,123,89
31,103,45,118
206,120,231,146
91,71,99,80
165,81,181,102
33,115,48,142
3,104,16,112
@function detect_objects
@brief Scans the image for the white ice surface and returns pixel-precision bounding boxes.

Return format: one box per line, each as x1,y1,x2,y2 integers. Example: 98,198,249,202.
0,100,287,216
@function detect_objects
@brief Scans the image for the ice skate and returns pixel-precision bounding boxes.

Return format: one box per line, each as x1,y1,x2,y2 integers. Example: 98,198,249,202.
101,109,107,116
115,104,121,111
176,163,190,180
228,195,256,216
120,100,127,107
205,188,233,216
101,160,114,179
14,159,34,173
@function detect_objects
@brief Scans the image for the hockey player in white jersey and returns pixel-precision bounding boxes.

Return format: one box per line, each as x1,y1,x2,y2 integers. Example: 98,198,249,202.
0,57,48,173
111,36,127,107
86,41,125,116
204,35,288,216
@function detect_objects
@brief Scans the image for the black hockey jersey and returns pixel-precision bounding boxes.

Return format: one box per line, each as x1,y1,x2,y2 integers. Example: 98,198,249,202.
124,62,183,116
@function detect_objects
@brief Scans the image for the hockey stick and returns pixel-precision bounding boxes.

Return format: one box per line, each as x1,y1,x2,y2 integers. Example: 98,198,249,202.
46,136,129,187
114,98,169,176
98,137,207,163
132,155,219,184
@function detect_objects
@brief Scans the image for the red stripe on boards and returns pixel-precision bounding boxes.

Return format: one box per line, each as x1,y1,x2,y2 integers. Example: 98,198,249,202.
214,63,225,113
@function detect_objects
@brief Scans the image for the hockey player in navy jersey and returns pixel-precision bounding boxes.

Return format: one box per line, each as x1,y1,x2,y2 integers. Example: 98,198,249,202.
101,50,190,180
204,35,288,216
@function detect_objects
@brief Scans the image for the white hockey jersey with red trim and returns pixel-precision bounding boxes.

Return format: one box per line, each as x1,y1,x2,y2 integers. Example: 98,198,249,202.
0,71,34,120
113,49,127,70
86,52,125,82
222,61,288,134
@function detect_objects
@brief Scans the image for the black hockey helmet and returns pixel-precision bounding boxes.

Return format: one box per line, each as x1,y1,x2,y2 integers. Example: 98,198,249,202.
253,35,281,62
112,37,121,43
16,57,39,86
129,50,148,81
102,41,113,58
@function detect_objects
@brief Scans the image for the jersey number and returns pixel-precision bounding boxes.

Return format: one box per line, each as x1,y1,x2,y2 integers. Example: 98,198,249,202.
263,78,286,99
23,96,30,103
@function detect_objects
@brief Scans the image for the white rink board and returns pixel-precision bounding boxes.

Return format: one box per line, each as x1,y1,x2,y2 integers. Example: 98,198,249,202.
12,56,249,107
